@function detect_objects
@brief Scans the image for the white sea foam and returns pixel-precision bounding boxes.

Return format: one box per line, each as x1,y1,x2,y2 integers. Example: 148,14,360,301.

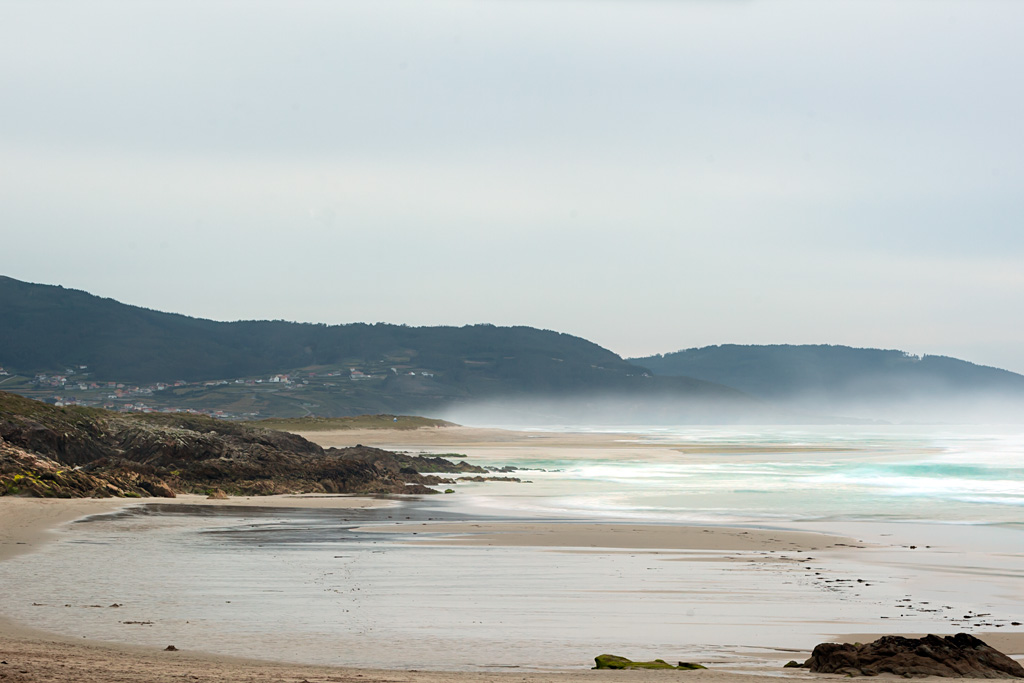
451,425,1024,525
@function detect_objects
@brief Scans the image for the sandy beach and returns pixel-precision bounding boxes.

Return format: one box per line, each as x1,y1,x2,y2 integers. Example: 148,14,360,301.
301,426,936,458
0,493,851,683
2,425,1023,681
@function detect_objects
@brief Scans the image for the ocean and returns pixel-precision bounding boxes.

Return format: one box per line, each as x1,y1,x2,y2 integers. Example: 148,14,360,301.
452,425,1024,526
2,425,1022,670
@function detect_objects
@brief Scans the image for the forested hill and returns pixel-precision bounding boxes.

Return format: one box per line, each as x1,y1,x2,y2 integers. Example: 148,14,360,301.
1,275,629,385
0,276,763,421
631,344,1024,422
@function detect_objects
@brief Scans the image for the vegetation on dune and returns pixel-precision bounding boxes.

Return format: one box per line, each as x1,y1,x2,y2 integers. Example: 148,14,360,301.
256,414,457,432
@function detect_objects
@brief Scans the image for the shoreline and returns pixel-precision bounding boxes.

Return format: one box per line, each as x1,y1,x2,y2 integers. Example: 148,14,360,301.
0,493,396,563
0,493,851,682
4,496,1023,664
2,424,1023,680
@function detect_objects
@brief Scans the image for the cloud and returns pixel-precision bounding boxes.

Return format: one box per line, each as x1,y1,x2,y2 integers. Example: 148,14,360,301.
2,0,1023,372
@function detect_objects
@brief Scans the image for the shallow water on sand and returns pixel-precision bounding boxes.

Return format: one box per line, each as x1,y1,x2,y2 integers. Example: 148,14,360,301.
1,425,1023,670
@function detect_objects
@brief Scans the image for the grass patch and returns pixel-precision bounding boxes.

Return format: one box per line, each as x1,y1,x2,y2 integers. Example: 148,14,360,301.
257,414,456,432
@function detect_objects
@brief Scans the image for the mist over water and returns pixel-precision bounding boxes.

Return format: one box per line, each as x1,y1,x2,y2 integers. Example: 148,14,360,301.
442,424,1024,527
780,388,1024,425
441,390,1024,426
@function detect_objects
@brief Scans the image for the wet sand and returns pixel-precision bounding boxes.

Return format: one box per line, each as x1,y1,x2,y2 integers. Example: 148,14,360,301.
352,521,855,552
0,493,394,563
0,494,855,682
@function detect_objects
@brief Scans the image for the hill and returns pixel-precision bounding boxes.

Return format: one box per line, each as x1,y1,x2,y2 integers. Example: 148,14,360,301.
0,275,633,386
0,276,764,422
631,344,1024,423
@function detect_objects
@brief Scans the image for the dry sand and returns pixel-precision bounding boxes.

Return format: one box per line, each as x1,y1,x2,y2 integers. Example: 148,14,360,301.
0,497,128,563
300,426,703,459
300,426,932,457
0,634,852,683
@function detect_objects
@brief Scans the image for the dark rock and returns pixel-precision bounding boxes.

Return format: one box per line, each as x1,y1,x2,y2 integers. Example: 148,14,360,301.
387,454,486,474
138,479,176,498
804,634,1024,678
1,393,515,498
164,645,178,651
784,660,804,668
677,662,707,670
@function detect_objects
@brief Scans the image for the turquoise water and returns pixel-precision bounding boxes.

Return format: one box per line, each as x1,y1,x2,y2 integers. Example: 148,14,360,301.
449,426,1024,528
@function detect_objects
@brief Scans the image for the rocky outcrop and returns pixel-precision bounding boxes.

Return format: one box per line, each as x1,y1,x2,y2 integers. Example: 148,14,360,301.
803,634,1024,678
457,475,522,482
593,655,706,670
386,452,486,474
0,438,175,498
0,391,488,498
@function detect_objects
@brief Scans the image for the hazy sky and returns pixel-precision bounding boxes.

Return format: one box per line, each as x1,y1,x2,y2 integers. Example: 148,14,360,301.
3,1,1023,372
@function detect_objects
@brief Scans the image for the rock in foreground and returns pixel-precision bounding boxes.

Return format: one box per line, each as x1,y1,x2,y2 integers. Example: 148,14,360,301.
593,654,706,670
804,634,1024,678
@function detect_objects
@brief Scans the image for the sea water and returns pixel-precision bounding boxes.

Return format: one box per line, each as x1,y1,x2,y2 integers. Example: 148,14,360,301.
450,425,1024,528
1,425,1022,670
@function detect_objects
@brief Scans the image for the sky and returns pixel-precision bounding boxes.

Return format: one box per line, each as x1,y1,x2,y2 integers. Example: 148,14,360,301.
2,0,1023,373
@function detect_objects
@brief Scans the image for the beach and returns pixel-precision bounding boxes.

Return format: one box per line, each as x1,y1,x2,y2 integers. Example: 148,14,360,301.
2,424,1023,680
0,495,855,683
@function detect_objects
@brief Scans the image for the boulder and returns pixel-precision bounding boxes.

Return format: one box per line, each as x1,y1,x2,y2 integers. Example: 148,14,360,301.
804,634,1024,678
139,480,176,498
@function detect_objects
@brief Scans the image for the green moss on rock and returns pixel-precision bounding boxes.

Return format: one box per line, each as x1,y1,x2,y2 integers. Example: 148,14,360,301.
593,655,706,670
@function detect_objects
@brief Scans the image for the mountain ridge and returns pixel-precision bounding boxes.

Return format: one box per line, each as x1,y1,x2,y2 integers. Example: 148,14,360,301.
6,276,1020,423
631,344,1024,422
0,276,759,421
